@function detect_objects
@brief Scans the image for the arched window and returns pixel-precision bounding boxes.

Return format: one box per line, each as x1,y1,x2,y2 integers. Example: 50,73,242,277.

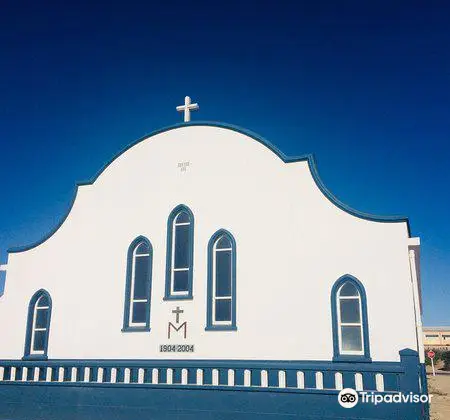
331,275,371,361
165,205,194,300
123,236,153,331
206,229,237,330
24,289,52,359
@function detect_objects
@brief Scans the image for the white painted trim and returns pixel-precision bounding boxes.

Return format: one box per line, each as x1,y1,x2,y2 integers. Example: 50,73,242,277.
409,248,425,363
129,241,151,327
212,236,233,326
30,299,48,355
170,214,191,296
337,284,364,356
408,237,420,246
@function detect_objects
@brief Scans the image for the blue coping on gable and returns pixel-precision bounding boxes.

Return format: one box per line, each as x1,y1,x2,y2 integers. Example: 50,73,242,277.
7,121,411,254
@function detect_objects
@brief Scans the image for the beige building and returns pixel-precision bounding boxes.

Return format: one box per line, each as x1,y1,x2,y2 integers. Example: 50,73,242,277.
423,327,450,350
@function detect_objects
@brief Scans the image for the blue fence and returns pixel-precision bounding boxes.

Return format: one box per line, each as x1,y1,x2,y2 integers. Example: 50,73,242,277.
0,349,429,420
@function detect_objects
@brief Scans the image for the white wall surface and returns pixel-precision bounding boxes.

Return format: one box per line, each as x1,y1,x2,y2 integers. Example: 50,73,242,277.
0,125,418,362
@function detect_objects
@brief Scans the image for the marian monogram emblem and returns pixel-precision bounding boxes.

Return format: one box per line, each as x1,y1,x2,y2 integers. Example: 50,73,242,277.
168,306,187,339
159,306,194,352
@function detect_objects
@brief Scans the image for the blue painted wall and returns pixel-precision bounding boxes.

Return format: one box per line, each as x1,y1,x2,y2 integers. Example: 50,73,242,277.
0,384,426,420
0,350,430,420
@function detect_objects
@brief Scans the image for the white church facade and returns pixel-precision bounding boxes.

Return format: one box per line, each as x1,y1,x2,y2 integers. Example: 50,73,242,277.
0,104,429,419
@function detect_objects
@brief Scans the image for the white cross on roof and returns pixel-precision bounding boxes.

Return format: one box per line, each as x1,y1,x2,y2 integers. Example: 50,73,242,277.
176,96,199,122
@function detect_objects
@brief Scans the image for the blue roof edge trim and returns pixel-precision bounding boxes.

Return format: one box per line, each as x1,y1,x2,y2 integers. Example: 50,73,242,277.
7,121,411,254
8,187,80,254
307,154,411,236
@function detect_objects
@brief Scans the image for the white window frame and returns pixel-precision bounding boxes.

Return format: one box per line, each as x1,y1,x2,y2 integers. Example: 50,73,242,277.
170,212,191,296
336,283,364,356
129,242,150,327
30,296,49,356
212,237,233,326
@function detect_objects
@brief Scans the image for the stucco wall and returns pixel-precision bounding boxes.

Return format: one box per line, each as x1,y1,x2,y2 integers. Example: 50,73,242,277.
0,125,417,361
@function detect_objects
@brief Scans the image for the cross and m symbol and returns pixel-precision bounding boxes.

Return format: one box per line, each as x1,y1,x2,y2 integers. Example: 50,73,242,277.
168,306,187,339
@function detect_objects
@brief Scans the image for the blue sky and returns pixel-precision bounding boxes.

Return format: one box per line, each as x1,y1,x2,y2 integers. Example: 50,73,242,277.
0,1,449,325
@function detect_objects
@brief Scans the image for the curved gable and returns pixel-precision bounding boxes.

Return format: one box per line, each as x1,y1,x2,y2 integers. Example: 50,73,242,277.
8,122,411,253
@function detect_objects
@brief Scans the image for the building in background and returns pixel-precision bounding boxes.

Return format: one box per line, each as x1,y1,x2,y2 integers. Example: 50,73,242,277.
423,327,450,350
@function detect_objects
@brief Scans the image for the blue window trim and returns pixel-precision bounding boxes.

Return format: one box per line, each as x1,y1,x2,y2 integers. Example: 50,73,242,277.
164,205,194,301
122,236,153,332
206,229,237,331
23,289,52,361
331,274,371,362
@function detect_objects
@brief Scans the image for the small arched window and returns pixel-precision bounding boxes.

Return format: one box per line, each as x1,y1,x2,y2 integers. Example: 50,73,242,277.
206,229,237,330
331,275,371,361
165,205,194,300
24,289,52,359
123,236,153,331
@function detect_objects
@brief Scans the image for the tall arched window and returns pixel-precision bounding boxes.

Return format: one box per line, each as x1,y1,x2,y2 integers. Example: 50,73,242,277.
165,205,194,300
123,236,153,331
206,229,237,331
331,275,371,361
24,289,52,359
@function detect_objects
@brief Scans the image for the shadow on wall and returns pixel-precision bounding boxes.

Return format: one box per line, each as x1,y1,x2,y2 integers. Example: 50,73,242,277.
0,271,5,296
